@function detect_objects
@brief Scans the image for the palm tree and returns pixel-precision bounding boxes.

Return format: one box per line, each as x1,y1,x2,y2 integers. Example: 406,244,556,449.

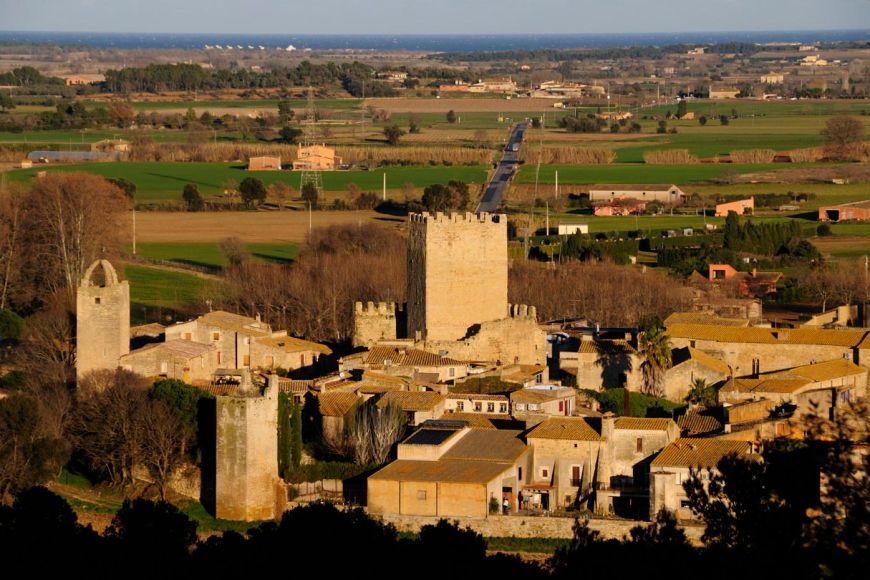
638,318,672,398
686,378,716,407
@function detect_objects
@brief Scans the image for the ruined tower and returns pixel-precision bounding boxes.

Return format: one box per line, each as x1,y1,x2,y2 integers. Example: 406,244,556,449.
75,259,130,382
215,372,284,521
406,212,508,342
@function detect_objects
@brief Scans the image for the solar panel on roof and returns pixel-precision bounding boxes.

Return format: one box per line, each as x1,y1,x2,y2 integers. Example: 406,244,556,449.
404,429,456,446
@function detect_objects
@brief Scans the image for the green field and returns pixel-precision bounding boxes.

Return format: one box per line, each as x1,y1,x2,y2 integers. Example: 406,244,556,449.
80,98,362,111
8,162,490,202
134,242,298,268
611,133,830,162
515,163,818,185
0,129,192,145
124,264,210,310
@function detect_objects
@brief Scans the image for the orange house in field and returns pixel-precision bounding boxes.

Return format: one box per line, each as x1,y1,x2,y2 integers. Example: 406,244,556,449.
292,144,341,171
708,264,782,298
715,197,754,217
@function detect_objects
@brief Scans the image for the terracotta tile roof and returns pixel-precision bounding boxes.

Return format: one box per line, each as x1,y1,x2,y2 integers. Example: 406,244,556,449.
578,339,636,355
779,358,866,382
277,378,314,394
368,459,514,484
511,387,576,404
318,392,360,417
677,411,723,436
257,335,332,355
442,429,527,462
527,417,601,441
122,339,214,360
614,417,675,431
724,376,811,395
130,322,165,337
198,310,271,337
376,390,445,412
668,323,868,348
664,312,749,327
671,347,731,376
364,346,464,368
651,438,754,469
446,393,508,401
197,383,238,397
437,412,518,429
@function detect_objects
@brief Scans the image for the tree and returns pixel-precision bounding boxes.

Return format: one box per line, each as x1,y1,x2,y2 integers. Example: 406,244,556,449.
657,120,667,134
408,113,421,134
239,177,267,208
139,400,188,501
182,183,204,211
383,124,405,146
0,309,24,344
0,92,15,112
277,100,295,124
218,237,250,268
0,186,24,309
676,99,688,119
0,395,64,499
106,498,197,565
822,115,864,148
473,129,488,148
108,101,135,128
349,400,406,465
279,125,302,144
268,181,293,210
446,109,457,124
719,114,730,126
301,183,319,209
23,173,127,297
685,378,716,407
637,316,672,398
699,115,708,126
107,178,137,200
421,183,452,212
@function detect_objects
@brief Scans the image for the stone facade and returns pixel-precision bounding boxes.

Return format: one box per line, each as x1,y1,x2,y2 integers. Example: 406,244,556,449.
406,212,508,342
215,373,284,521
353,302,404,346
525,436,600,510
166,311,272,369
76,260,130,382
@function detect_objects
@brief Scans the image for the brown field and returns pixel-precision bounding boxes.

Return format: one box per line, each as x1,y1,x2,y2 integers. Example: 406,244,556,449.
135,210,402,243
363,97,562,113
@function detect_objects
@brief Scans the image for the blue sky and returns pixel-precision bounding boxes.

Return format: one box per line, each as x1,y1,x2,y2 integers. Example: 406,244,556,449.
1,0,869,34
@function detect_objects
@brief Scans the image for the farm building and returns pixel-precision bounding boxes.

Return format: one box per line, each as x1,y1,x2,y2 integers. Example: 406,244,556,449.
292,144,341,171
247,156,282,171
593,199,647,216
587,184,685,204
715,197,754,217
818,200,870,222
557,222,589,235
709,85,740,99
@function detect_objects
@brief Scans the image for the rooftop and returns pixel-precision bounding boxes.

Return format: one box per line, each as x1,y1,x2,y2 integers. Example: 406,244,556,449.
672,347,731,376
526,417,601,441
364,346,464,368
257,335,332,355
667,323,868,348
578,339,636,355
589,184,679,192
614,417,675,431
651,438,754,469
437,412,521,430
441,429,527,463
368,459,514,484
376,390,445,412
122,339,214,360
511,387,576,404
664,312,750,327
318,392,360,417
197,310,271,337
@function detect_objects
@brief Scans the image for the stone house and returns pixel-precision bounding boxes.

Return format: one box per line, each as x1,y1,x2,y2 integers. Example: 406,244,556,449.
251,335,332,371
596,416,680,518
523,417,602,511
564,338,642,391
666,322,870,377
650,438,756,519
587,184,685,204
510,385,578,420
444,393,509,415
344,345,468,383
317,391,361,446
368,426,527,517
375,390,447,426
292,144,341,171
165,310,273,369
119,339,217,383
247,156,281,171
664,347,731,402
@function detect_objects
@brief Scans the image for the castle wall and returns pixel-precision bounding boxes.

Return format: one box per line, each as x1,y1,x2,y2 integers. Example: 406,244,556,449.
407,212,508,342
76,260,130,382
353,301,402,347
215,377,282,521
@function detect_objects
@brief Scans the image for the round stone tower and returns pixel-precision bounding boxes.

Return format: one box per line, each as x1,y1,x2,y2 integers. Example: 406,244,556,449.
75,259,130,383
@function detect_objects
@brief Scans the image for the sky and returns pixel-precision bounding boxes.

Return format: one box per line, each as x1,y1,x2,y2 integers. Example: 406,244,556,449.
1,0,869,35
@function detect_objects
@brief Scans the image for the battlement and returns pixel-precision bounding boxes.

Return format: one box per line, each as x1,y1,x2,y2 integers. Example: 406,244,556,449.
408,211,505,225
508,304,538,320
355,301,405,316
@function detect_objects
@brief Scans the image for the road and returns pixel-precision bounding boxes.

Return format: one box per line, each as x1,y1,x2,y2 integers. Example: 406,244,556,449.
475,122,528,214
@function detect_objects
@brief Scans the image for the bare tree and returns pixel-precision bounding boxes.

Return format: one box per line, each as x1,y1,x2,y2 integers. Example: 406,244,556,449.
218,237,250,268
804,266,836,313
268,181,293,210
17,294,76,387
0,185,24,310
23,173,127,299
349,401,406,465
140,400,189,501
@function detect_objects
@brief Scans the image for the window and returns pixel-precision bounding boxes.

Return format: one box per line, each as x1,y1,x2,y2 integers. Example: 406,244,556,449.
518,467,522,481
541,467,549,479
571,465,581,486
417,490,427,500
216,352,221,365
243,355,250,366
680,500,691,508
183,333,192,340
515,403,525,411
535,373,543,384
487,402,495,413
456,401,464,411
689,340,696,348
474,402,482,412
499,403,507,413
449,367,455,378
559,401,564,412
636,438,643,453
212,332,220,341
94,297,101,305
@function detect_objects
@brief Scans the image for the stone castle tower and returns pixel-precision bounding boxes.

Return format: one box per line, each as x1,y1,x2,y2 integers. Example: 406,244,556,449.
75,259,130,382
406,212,508,341
215,372,284,521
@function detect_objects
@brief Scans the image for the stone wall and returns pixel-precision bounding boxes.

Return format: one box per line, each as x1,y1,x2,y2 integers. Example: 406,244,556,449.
76,260,130,382
215,376,283,521
353,301,404,347
376,513,704,545
663,361,728,402
407,212,508,342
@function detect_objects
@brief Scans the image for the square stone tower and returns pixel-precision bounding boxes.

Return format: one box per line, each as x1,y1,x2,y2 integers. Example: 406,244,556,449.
406,212,508,342
76,259,130,382
215,372,283,521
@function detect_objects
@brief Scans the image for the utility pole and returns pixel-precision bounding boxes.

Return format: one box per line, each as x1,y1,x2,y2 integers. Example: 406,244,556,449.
383,172,386,201
545,201,550,236
132,206,137,255
555,170,559,199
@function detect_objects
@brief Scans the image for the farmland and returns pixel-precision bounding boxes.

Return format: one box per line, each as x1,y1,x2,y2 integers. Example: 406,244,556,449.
133,242,299,269
8,162,490,202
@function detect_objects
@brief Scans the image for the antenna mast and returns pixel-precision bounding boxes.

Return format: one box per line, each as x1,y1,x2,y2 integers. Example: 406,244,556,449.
299,86,323,195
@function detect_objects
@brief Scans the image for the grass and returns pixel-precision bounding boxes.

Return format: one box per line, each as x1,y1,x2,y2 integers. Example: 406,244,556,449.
112,98,362,111
485,536,572,553
8,162,489,202
515,163,819,185
177,500,265,534
134,242,299,269
124,264,211,309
